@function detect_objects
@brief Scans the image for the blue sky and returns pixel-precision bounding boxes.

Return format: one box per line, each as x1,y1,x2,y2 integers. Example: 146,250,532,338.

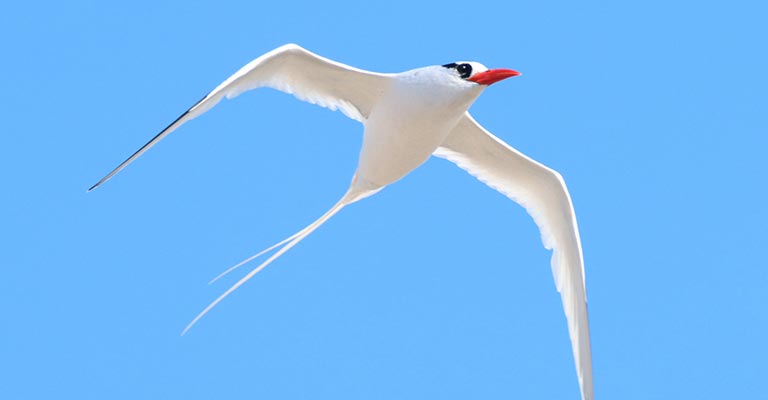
2,1,766,399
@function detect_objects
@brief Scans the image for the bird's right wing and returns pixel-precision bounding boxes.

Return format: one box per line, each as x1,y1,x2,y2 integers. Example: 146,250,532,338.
433,112,593,400
89,44,390,191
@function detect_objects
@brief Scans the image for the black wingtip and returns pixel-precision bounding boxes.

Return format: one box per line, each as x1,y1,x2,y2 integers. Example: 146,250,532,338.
87,92,210,195
87,178,107,192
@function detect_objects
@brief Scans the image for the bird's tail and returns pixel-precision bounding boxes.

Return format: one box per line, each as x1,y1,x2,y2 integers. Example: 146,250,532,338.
182,176,381,335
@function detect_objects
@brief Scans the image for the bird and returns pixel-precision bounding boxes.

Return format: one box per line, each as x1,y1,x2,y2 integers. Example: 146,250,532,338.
89,43,593,400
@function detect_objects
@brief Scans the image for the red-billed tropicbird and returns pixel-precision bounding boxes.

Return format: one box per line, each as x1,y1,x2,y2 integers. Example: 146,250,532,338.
89,44,593,400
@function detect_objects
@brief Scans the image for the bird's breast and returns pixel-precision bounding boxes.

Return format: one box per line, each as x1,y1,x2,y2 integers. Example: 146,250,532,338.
354,81,481,187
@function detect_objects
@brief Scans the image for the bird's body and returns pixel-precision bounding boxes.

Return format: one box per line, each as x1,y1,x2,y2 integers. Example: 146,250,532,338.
90,44,593,400
358,65,484,188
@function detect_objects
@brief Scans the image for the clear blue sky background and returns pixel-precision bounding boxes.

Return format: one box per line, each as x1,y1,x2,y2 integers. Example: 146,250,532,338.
2,1,766,399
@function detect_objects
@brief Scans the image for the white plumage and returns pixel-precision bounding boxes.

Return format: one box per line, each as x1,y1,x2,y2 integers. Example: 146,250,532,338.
90,43,593,400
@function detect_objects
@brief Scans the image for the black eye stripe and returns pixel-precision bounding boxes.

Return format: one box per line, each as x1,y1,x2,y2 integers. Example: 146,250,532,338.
442,62,473,79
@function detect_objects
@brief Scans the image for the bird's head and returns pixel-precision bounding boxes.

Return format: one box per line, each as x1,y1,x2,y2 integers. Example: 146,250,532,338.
442,62,520,85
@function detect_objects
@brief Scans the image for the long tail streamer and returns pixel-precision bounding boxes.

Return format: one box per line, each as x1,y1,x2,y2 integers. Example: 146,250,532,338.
182,193,354,335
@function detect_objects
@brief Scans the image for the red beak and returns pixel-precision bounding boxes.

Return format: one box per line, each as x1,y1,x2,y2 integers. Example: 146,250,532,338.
467,68,521,85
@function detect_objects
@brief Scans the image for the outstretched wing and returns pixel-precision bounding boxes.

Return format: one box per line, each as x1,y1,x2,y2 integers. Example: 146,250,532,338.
433,112,593,400
89,44,390,191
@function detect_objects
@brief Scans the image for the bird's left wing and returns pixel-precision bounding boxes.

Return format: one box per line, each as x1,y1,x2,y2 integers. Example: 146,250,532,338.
433,112,593,400
89,44,390,191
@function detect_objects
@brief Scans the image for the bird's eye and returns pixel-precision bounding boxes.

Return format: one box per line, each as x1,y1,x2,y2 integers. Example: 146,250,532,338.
456,63,472,79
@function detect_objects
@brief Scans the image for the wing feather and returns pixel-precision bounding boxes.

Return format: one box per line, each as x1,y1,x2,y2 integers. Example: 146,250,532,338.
433,112,593,400
89,44,389,191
